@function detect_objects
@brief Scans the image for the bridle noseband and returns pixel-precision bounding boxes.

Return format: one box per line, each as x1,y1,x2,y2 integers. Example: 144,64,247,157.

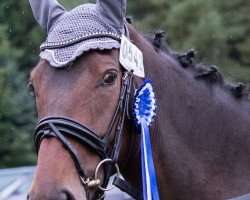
34,71,134,200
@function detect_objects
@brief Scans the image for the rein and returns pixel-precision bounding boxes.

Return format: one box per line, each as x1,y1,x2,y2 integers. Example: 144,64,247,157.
33,71,141,200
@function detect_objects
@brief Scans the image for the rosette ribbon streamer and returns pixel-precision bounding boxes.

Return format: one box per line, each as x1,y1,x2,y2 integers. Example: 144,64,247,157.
133,79,160,200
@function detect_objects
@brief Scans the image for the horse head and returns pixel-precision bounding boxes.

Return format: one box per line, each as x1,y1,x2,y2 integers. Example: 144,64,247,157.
28,0,142,199
27,0,250,199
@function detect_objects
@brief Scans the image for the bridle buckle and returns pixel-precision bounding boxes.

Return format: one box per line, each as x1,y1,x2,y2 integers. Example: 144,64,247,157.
81,177,101,188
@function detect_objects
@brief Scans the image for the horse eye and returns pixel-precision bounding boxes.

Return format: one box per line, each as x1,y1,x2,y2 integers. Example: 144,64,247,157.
102,71,117,85
28,82,36,97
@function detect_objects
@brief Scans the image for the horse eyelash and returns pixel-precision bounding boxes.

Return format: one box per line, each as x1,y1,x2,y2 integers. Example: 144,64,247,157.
28,82,36,97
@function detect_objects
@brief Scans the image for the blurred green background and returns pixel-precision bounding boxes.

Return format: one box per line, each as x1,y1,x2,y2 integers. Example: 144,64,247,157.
0,0,249,168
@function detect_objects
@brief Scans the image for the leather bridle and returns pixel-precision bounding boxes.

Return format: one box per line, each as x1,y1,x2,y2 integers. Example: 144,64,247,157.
34,71,135,200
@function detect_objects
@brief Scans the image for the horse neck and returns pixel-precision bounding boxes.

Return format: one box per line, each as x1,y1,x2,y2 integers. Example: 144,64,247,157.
129,26,250,199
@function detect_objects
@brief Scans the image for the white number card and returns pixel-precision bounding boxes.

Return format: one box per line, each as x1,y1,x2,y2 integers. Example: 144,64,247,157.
119,35,145,78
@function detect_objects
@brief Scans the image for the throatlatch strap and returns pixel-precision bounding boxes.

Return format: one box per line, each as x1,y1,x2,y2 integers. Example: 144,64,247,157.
113,176,143,200
109,72,133,163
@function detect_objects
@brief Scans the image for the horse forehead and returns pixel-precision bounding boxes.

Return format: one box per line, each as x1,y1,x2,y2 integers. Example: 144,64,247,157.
76,50,120,69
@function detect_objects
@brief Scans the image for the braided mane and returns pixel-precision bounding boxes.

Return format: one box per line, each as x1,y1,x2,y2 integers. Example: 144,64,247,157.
145,30,250,102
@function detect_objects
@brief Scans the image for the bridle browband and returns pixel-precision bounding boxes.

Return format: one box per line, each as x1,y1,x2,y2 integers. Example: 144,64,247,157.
34,71,136,200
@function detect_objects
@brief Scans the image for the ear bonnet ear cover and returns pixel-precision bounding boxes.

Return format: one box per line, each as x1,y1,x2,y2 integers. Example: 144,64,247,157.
29,0,127,67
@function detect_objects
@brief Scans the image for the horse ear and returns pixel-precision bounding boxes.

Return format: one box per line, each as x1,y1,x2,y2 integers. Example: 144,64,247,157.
29,0,66,33
97,0,127,33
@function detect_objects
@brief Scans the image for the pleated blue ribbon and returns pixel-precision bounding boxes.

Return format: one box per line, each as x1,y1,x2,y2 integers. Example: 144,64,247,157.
141,118,160,200
133,79,159,200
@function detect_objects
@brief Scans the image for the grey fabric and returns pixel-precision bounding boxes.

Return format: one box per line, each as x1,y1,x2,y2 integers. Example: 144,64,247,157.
40,37,120,67
97,0,126,33
29,0,127,68
29,0,66,32
39,4,123,67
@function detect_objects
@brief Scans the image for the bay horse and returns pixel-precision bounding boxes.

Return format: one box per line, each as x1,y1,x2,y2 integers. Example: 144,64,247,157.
27,3,250,200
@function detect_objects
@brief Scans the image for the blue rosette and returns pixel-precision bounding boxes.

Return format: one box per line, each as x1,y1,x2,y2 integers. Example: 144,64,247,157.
133,79,157,128
133,79,159,200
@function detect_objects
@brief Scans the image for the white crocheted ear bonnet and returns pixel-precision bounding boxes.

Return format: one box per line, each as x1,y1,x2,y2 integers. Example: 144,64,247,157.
29,0,127,67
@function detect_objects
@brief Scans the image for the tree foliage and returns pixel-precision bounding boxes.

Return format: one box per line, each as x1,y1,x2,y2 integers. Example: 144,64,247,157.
127,0,250,81
0,64,36,167
0,0,249,168
0,1,38,168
